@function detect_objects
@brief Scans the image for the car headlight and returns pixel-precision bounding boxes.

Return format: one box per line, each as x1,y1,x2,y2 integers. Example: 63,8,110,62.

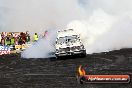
80,45,84,49
56,49,59,53
71,46,80,51
56,48,65,53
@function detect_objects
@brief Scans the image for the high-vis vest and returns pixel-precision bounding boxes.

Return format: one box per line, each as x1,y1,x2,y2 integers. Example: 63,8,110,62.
11,38,15,45
34,35,38,41
6,39,11,45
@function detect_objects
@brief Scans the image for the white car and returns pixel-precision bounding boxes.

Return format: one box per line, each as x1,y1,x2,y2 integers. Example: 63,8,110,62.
55,29,86,57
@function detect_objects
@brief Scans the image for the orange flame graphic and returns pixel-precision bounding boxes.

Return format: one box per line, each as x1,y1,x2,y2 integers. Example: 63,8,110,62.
78,65,86,76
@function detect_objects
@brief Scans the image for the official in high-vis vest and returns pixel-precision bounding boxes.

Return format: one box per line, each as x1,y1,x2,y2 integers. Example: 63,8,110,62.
6,37,11,46
11,37,15,45
34,33,38,42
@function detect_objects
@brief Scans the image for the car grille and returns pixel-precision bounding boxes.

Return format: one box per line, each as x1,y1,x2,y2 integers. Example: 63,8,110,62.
71,46,80,51
59,48,70,52
59,46,81,52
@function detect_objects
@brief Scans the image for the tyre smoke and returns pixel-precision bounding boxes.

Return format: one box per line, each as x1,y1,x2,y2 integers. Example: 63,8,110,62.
21,29,57,58
67,0,132,53
1,0,132,58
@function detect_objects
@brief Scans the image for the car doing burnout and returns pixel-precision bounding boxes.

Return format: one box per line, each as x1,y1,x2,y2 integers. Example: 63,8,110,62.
55,29,86,57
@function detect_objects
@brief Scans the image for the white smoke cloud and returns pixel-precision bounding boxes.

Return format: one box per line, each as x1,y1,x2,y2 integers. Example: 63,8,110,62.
1,0,132,58
67,9,116,53
0,0,84,32
21,29,57,58
67,0,132,53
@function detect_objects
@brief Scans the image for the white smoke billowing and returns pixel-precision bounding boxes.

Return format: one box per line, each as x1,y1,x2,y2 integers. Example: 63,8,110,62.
67,9,116,53
21,29,57,58
1,0,132,58
66,0,132,54
0,0,83,32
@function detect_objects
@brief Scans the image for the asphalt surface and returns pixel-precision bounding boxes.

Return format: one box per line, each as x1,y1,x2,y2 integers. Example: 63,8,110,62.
0,48,132,88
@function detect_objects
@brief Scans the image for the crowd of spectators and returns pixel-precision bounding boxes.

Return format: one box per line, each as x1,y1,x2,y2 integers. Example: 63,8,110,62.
0,31,30,46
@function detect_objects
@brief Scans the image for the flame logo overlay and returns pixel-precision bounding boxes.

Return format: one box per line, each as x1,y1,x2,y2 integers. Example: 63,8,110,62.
78,65,86,76
76,65,130,84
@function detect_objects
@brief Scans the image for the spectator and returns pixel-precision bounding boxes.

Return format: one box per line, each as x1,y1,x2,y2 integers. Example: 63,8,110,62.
34,33,38,42
1,32,7,46
1,37,5,46
18,35,23,45
14,33,19,45
1,32,5,39
26,31,30,44
43,30,48,38
11,36,15,45
0,33,1,45
19,32,26,44
5,36,11,46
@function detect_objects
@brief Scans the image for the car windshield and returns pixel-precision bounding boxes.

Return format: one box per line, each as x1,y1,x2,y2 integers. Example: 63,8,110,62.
67,35,78,42
57,37,66,44
57,35,78,44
